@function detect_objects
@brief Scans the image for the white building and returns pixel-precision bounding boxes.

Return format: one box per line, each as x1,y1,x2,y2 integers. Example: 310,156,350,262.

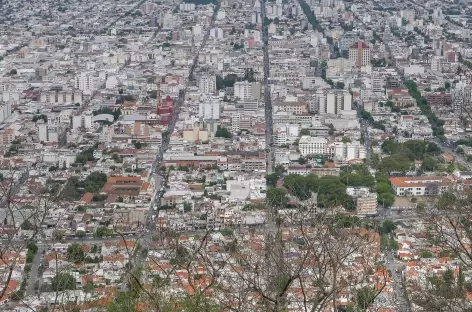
299,136,328,156
198,75,217,94
0,102,12,123
75,72,102,94
38,124,60,143
234,81,253,101
72,114,93,129
310,89,352,114
199,98,220,120
334,141,366,161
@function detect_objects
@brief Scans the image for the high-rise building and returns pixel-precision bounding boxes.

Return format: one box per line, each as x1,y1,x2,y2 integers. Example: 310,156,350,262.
309,89,352,114
75,72,101,94
431,56,442,72
198,75,217,94
334,141,366,161
199,97,220,120
452,81,472,115
349,41,371,67
234,81,257,101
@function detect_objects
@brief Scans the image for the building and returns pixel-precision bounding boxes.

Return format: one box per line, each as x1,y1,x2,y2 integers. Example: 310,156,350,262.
199,97,220,120
38,123,62,143
334,141,366,162
357,194,378,216
0,129,15,145
389,176,446,196
309,89,352,114
339,32,359,52
72,114,93,129
198,75,217,94
427,92,452,107
234,81,261,101
39,90,83,105
348,41,371,67
157,96,174,126
299,136,328,156
0,103,12,123
452,82,472,115
183,128,209,142
75,72,102,94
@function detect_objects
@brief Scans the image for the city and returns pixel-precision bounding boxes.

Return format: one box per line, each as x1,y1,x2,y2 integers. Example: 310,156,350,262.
0,0,472,311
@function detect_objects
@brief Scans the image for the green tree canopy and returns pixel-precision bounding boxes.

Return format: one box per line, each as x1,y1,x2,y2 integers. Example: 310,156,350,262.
67,243,85,263
51,273,77,291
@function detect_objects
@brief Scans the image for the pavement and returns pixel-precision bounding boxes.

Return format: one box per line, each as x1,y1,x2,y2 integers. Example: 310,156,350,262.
385,249,411,312
26,246,45,296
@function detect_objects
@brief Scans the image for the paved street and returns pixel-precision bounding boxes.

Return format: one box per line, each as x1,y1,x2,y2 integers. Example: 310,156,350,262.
27,246,45,296
385,249,410,312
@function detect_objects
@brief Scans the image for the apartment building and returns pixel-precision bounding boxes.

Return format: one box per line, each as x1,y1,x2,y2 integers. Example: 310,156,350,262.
357,194,378,216
198,75,217,94
348,41,371,67
334,141,366,161
199,98,220,120
309,89,352,114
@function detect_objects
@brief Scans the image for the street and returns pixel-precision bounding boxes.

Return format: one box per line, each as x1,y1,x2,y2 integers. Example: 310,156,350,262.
26,246,45,296
385,249,410,312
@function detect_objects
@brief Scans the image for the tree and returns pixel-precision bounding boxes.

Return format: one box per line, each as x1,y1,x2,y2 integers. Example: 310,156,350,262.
357,286,377,310
67,243,85,263
76,230,86,238
299,128,310,136
215,126,232,138
421,156,438,171
266,188,288,208
95,226,111,237
9,69,17,75
51,273,77,291
380,219,396,234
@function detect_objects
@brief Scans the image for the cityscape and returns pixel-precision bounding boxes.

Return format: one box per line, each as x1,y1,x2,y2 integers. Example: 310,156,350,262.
0,0,472,311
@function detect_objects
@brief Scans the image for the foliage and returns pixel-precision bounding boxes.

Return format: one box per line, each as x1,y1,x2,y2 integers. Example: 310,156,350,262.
67,243,85,263
32,114,48,123
51,273,77,291
75,144,99,165
404,80,444,137
266,188,288,208
379,219,396,234
356,286,377,310
298,0,324,32
95,226,112,238
215,126,232,138
62,172,108,201
93,107,122,121
283,174,354,208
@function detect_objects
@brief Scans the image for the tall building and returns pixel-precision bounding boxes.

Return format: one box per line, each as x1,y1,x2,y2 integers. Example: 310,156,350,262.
38,123,62,143
198,75,217,94
431,56,442,72
199,97,220,120
309,89,352,114
339,32,359,52
75,72,101,94
452,81,472,115
234,81,260,101
357,194,378,216
349,41,371,67
334,141,366,161
72,114,93,130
